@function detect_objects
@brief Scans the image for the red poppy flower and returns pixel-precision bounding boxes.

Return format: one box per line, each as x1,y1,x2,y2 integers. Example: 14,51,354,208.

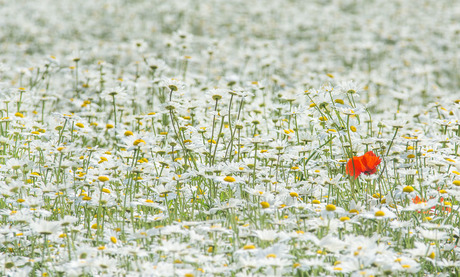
411,196,452,214
412,195,422,204
346,151,381,179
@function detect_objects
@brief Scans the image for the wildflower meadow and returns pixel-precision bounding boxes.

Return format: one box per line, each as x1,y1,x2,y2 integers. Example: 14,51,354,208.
1,0,460,276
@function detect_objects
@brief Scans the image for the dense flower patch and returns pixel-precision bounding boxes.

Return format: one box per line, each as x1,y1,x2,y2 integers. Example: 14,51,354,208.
0,0,460,276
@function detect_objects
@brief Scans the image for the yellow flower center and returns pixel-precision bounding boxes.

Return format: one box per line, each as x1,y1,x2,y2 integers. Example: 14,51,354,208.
325,204,336,211
374,210,385,217
403,186,414,193
98,176,110,182
223,176,236,182
260,201,270,209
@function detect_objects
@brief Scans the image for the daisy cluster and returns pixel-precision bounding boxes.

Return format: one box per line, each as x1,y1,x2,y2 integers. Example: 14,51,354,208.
1,0,460,276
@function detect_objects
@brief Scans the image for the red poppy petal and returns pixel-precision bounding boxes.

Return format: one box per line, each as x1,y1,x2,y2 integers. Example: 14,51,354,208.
346,156,364,178
362,151,381,172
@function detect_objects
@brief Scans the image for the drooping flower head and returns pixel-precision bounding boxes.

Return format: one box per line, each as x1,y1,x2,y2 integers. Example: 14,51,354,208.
346,151,381,179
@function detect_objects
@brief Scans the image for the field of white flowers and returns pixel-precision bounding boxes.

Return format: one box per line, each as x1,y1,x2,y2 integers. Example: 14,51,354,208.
1,0,460,276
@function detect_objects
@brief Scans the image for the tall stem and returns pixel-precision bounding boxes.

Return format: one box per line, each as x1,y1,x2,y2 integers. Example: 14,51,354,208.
112,94,117,129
